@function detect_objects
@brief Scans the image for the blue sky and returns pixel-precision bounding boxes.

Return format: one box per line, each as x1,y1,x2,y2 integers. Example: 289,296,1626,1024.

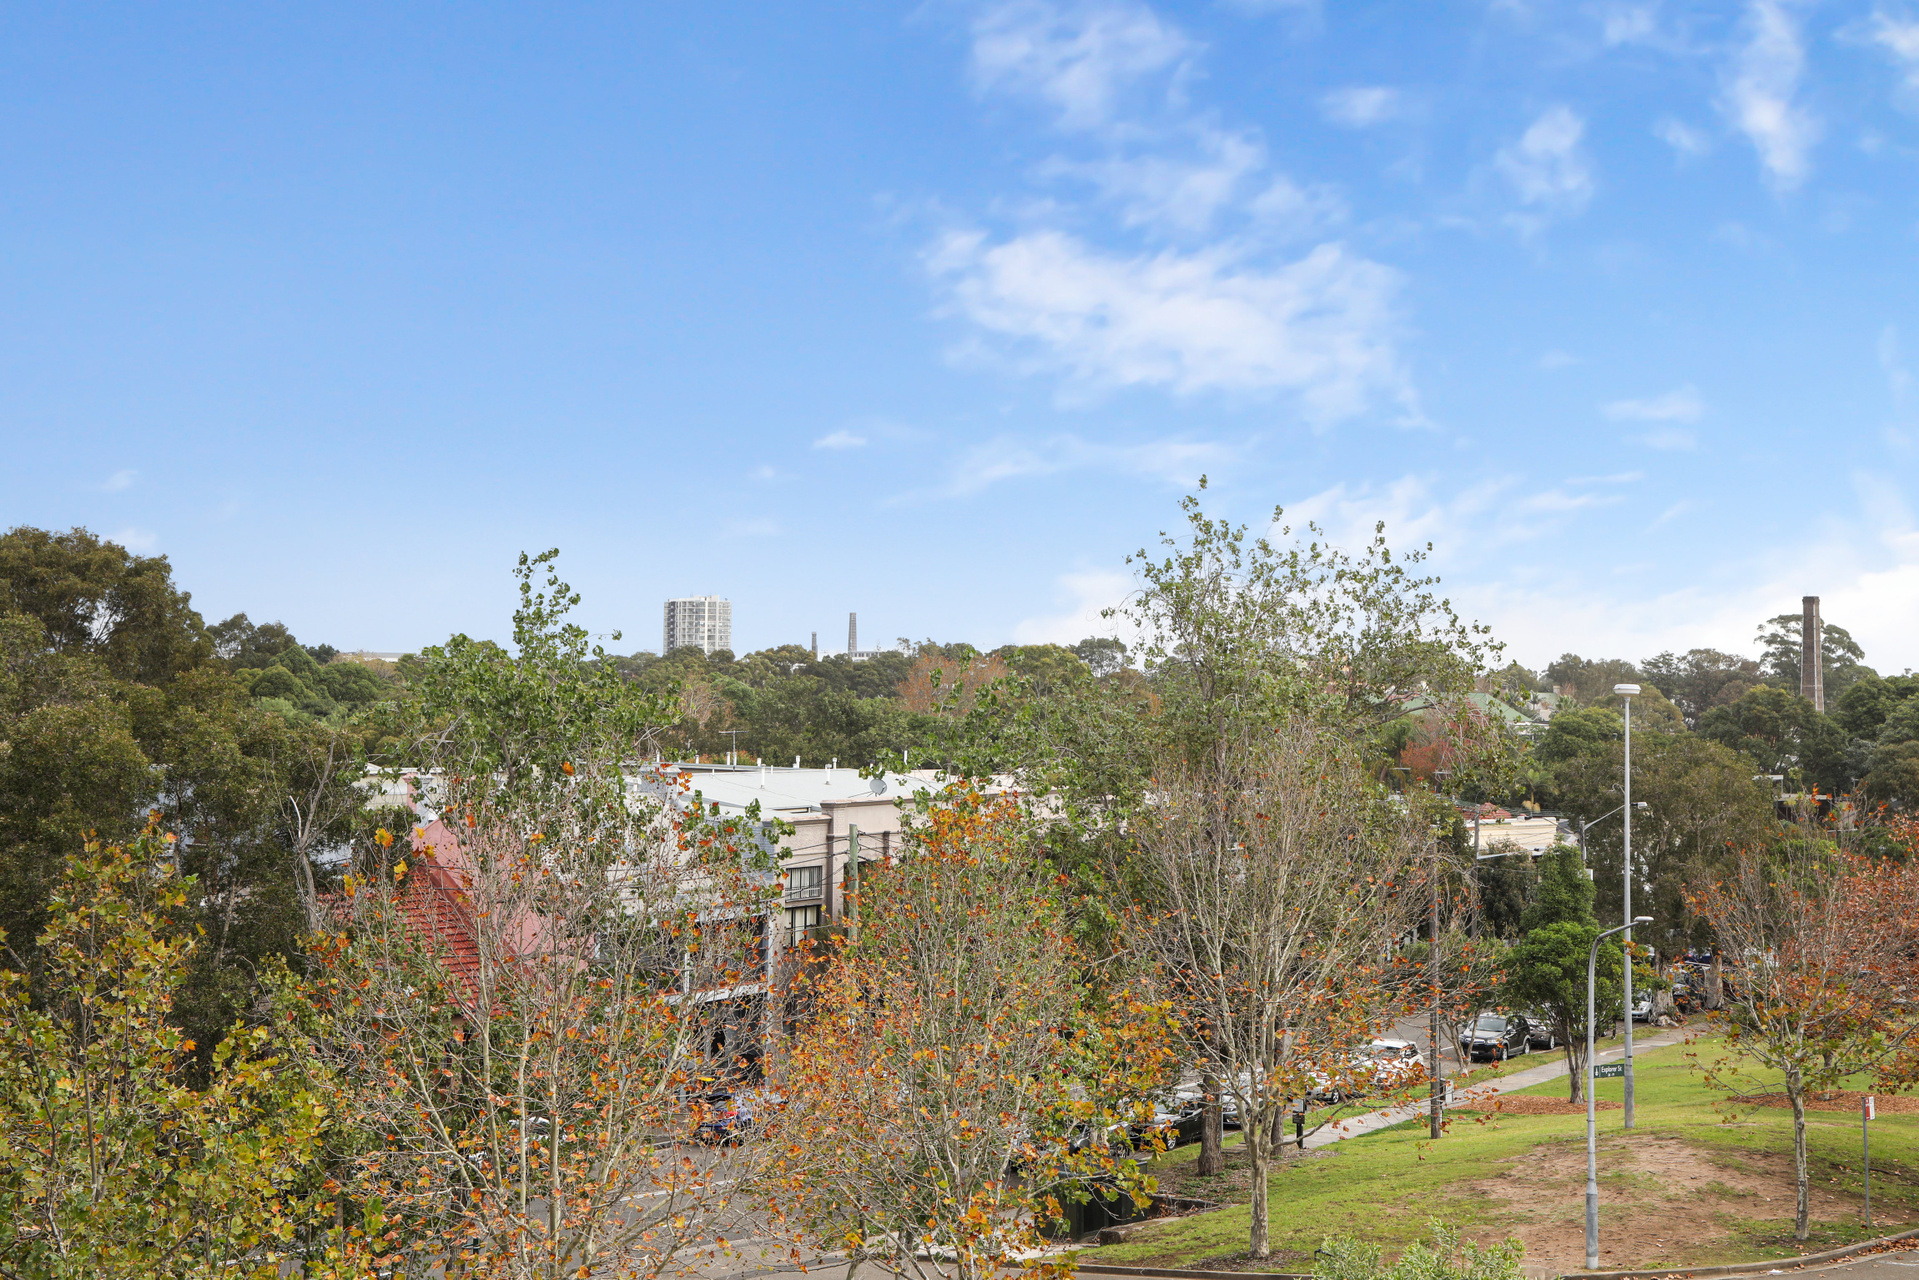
8,1,1919,672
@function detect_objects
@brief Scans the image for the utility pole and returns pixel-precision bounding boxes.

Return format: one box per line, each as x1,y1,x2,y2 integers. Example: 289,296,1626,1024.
1429,825,1445,1140
1614,683,1640,1129
844,824,862,944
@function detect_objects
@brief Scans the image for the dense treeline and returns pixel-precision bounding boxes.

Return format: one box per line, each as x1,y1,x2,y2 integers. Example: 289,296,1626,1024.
4,509,1918,1273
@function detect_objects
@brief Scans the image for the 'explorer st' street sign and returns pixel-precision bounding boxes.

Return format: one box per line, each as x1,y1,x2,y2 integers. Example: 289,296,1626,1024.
1593,1063,1626,1079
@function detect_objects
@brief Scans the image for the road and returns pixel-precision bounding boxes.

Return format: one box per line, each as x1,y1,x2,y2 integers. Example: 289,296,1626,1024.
1784,1248,1919,1280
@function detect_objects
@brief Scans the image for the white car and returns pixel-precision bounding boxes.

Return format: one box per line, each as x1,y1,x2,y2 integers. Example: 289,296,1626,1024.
1309,1040,1428,1104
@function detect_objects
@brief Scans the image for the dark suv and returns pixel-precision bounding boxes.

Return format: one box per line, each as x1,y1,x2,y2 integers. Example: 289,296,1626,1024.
1461,1011,1531,1062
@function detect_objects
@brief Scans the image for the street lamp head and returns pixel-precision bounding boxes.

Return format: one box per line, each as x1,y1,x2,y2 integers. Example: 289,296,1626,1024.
1613,683,1641,696
1632,915,1652,924
1633,801,1649,810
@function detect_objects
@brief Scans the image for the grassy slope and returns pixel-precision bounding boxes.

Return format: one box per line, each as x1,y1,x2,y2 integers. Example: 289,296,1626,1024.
1084,1040,1919,1271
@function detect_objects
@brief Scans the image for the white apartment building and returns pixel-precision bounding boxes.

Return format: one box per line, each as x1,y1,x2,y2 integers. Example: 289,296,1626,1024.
662,596,732,655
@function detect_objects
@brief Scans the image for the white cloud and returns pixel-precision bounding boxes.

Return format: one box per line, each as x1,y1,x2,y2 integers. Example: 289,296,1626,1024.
1866,11,1919,99
944,432,1233,495
100,468,137,492
1720,0,1818,189
1654,117,1711,158
927,228,1404,419
1495,106,1595,216
110,527,157,553
1320,86,1406,127
1087,128,1343,238
1538,349,1580,369
1633,426,1700,451
971,0,1194,132
750,464,778,480
1011,568,1136,645
1598,3,1658,45
1604,385,1705,422
812,430,868,450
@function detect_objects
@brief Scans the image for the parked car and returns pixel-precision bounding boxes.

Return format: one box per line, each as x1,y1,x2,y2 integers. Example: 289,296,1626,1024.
691,1085,777,1145
1521,1013,1558,1050
1306,1039,1427,1104
1461,1011,1531,1062
1631,993,1655,1022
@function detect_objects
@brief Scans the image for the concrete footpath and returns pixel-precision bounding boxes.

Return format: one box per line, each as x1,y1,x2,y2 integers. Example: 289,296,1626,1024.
1302,1028,1691,1149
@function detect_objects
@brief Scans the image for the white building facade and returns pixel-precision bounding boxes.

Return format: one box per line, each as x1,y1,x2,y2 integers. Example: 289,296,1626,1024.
662,596,732,655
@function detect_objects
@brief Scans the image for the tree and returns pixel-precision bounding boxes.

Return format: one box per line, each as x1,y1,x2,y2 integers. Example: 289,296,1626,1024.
1139,722,1423,1259
1687,845,1919,1240
1501,846,1627,1101
0,526,213,686
769,788,1168,1280
0,830,324,1278
1757,613,1874,699
1641,649,1763,726
1696,686,1850,793
1542,655,1641,704
306,551,767,1278
1070,636,1129,677
1543,727,1776,958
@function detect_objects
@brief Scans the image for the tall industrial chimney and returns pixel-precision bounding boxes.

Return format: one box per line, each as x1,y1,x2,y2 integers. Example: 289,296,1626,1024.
810,631,818,659
1801,596,1824,712
848,612,858,657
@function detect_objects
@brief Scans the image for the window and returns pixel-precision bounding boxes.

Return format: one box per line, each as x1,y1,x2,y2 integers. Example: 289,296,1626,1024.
784,904,823,942
785,865,824,903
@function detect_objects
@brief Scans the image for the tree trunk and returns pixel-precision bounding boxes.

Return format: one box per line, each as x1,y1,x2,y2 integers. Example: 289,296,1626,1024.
1707,954,1724,1011
1787,1065,1810,1241
1247,1111,1271,1259
1197,1073,1225,1177
1564,1033,1586,1104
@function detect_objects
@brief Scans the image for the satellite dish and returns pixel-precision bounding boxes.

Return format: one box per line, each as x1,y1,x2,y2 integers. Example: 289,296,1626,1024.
870,775,888,795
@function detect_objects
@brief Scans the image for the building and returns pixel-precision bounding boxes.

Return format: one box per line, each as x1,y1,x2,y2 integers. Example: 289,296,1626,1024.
663,596,732,655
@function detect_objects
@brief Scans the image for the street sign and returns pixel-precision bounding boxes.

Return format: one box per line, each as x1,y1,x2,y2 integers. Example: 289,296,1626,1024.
1866,1096,1876,1121
1593,1063,1626,1079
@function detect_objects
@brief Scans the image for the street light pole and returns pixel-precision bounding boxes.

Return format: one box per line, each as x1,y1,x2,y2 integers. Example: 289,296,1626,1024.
1588,915,1653,1271
1613,683,1641,1129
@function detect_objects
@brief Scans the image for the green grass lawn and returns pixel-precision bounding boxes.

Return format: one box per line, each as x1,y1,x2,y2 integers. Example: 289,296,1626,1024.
1081,1040,1919,1273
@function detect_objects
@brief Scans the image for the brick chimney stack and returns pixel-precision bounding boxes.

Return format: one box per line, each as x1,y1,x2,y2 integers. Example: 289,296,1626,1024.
1801,596,1824,712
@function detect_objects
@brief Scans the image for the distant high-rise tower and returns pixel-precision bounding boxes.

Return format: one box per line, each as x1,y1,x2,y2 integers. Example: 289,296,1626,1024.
810,631,818,659
848,612,857,656
663,596,732,656
1800,596,1824,712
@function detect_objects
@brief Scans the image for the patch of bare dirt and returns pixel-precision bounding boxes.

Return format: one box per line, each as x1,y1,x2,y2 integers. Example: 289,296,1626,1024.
1457,1132,1909,1273
1735,1091,1919,1114
1456,1096,1622,1116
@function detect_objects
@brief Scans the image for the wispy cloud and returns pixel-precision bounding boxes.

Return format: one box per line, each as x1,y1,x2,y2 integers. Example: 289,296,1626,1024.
1044,125,1344,238
970,0,1193,132
943,432,1233,496
812,430,868,450
1720,0,1817,189
1604,385,1705,423
927,228,1405,419
1597,3,1658,45
1495,106,1594,219
100,469,137,492
1320,86,1407,127
1655,117,1711,158
1634,426,1700,451
1865,10,1919,100
111,527,158,553
1011,568,1135,645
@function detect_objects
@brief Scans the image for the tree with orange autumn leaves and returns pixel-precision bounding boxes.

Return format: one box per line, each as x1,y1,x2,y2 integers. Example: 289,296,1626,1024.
280,551,783,1279
1687,843,1919,1241
766,786,1173,1280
